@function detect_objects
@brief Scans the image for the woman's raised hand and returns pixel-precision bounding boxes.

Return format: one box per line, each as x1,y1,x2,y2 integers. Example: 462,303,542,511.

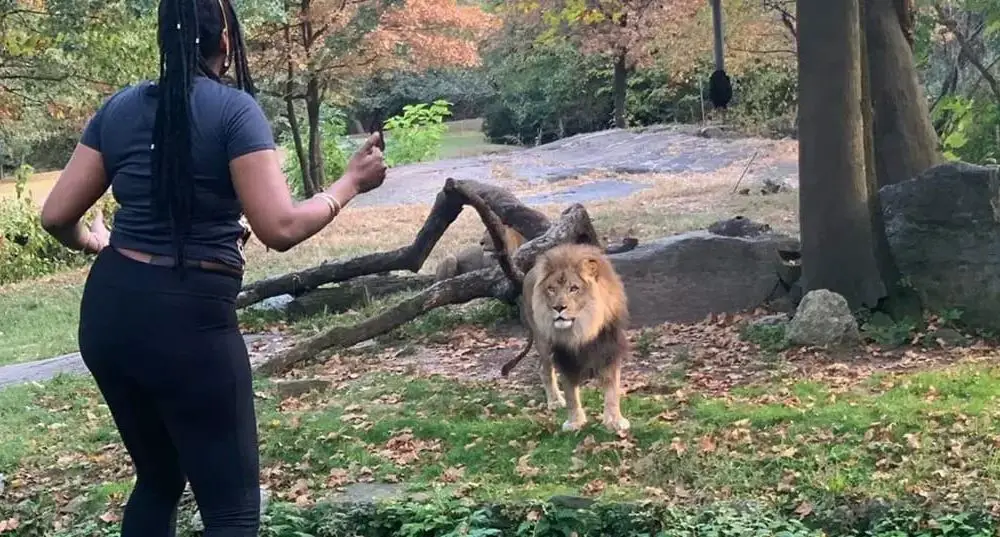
343,133,388,195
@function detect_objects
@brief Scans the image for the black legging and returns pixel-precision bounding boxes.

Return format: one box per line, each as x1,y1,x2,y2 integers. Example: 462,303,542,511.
78,247,259,537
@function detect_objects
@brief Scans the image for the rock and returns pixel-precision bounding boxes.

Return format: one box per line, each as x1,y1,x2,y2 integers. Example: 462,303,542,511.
191,487,270,531
926,328,968,347
880,162,1000,331
608,230,800,326
328,483,406,506
273,378,331,400
787,290,861,347
750,313,790,328
707,216,772,238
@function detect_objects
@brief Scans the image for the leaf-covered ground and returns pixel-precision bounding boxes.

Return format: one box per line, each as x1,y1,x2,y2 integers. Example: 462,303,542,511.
3,309,1000,535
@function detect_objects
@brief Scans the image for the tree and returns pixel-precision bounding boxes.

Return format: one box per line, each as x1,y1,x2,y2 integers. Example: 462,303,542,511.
797,0,886,309
250,0,497,196
510,0,702,129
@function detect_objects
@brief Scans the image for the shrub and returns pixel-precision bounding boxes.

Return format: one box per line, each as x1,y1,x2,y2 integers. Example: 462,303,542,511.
382,100,453,167
0,165,92,284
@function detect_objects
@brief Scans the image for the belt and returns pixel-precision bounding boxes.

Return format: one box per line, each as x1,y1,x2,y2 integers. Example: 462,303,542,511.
114,247,244,277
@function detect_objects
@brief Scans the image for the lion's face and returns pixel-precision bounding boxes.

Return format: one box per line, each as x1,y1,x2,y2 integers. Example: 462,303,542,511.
527,244,628,347
532,259,602,337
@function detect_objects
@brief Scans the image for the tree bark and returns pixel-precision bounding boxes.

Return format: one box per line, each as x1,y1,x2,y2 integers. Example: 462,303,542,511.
864,0,941,188
797,0,885,309
285,274,437,319
283,0,311,194
237,180,553,308
612,51,628,129
304,76,325,194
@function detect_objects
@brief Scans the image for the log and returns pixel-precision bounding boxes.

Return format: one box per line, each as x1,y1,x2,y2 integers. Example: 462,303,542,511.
237,179,551,308
285,274,436,319
254,203,601,376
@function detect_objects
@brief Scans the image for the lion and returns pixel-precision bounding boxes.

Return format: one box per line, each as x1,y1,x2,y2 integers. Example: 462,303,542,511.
434,225,526,282
501,243,631,433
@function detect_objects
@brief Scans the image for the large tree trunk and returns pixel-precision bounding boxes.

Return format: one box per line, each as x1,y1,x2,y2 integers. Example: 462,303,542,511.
797,0,885,309
612,51,628,129
304,76,325,195
864,0,940,188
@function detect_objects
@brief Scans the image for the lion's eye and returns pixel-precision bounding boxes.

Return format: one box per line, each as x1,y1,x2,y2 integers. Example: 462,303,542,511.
547,286,556,295
569,284,580,293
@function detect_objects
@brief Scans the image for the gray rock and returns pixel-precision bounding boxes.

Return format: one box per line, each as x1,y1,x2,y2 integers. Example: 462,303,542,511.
926,328,968,347
328,483,406,506
273,378,332,400
787,290,860,347
608,230,800,326
751,313,791,328
880,162,1000,331
191,487,270,532
707,216,772,238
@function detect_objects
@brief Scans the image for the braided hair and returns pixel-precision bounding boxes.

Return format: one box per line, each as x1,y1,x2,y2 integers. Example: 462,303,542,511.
152,0,255,270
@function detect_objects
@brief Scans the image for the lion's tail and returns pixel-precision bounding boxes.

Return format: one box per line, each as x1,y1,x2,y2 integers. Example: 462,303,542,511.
500,330,533,377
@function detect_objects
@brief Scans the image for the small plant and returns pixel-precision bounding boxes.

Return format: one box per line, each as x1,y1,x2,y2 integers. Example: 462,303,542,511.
383,99,453,166
740,321,790,352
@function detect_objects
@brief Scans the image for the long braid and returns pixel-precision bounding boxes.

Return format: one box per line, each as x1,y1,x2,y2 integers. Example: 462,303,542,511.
152,0,256,273
152,0,199,272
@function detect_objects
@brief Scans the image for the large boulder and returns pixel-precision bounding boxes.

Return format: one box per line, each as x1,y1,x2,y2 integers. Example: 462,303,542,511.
787,289,860,347
608,230,800,326
880,162,1000,331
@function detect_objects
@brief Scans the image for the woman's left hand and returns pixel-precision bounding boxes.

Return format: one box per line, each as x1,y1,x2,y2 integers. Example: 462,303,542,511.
89,208,110,251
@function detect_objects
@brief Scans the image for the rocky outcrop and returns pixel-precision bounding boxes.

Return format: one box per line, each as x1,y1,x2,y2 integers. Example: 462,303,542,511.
608,230,800,326
880,162,1000,331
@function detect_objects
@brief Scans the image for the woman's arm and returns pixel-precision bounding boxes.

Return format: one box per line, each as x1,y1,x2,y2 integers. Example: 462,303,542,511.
230,133,386,252
40,144,111,254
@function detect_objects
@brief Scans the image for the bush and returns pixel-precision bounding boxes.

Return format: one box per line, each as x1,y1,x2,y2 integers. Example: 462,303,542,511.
383,100,453,167
351,68,493,129
0,165,92,284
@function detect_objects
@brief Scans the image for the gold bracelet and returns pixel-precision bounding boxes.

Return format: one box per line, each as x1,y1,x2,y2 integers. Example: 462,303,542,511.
315,192,342,219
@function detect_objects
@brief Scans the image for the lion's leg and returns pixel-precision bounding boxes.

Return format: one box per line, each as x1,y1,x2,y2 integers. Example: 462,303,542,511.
599,360,630,433
561,381,587,432
536,339,566,409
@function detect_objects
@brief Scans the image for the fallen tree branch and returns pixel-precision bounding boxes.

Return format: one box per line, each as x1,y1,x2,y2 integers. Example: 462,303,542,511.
448,179,525,285
254,203,600,376
237,179,551,308
285,274,436,319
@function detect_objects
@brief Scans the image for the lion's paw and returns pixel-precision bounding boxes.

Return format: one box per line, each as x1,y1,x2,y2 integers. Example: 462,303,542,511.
561,418,586,432
602,415,630,433
546,394,567,410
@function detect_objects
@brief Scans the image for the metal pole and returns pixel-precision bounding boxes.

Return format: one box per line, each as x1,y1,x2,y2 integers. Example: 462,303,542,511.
711,0,724,72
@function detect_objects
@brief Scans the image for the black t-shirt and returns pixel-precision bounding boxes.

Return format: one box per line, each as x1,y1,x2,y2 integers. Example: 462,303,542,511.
80,76,275,269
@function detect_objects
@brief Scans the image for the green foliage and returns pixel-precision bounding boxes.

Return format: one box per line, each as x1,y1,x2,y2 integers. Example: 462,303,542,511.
351,68,494,125
933,96,999,164
247,497,999,537
0,165,89,284
739,320,791,353
280,105,352,197
481,30,613,145
383,100,454,166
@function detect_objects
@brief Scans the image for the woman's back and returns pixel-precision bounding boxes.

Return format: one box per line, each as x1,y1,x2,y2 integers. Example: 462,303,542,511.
84,76,274,268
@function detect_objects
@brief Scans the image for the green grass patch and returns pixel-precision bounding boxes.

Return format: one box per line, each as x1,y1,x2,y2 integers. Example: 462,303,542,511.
4,360,1000,534
0,281,83,366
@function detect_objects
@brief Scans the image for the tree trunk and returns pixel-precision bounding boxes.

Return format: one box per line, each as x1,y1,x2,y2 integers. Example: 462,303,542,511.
797,0,885,309
283,0,311,196
864,0,940,188
305,76,325,193
612,51,628,129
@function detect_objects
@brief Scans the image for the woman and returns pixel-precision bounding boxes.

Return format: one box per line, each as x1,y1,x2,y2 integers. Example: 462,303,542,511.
39,0,387,535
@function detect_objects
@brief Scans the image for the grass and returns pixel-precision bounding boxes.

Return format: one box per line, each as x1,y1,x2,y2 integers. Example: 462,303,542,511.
4,344,1000,534
0,272,86,365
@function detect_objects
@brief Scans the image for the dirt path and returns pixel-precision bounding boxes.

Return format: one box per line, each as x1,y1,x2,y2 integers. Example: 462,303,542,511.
0,125,798,389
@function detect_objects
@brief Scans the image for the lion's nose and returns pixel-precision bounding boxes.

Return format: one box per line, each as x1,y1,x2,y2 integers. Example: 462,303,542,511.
552,304,566,313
